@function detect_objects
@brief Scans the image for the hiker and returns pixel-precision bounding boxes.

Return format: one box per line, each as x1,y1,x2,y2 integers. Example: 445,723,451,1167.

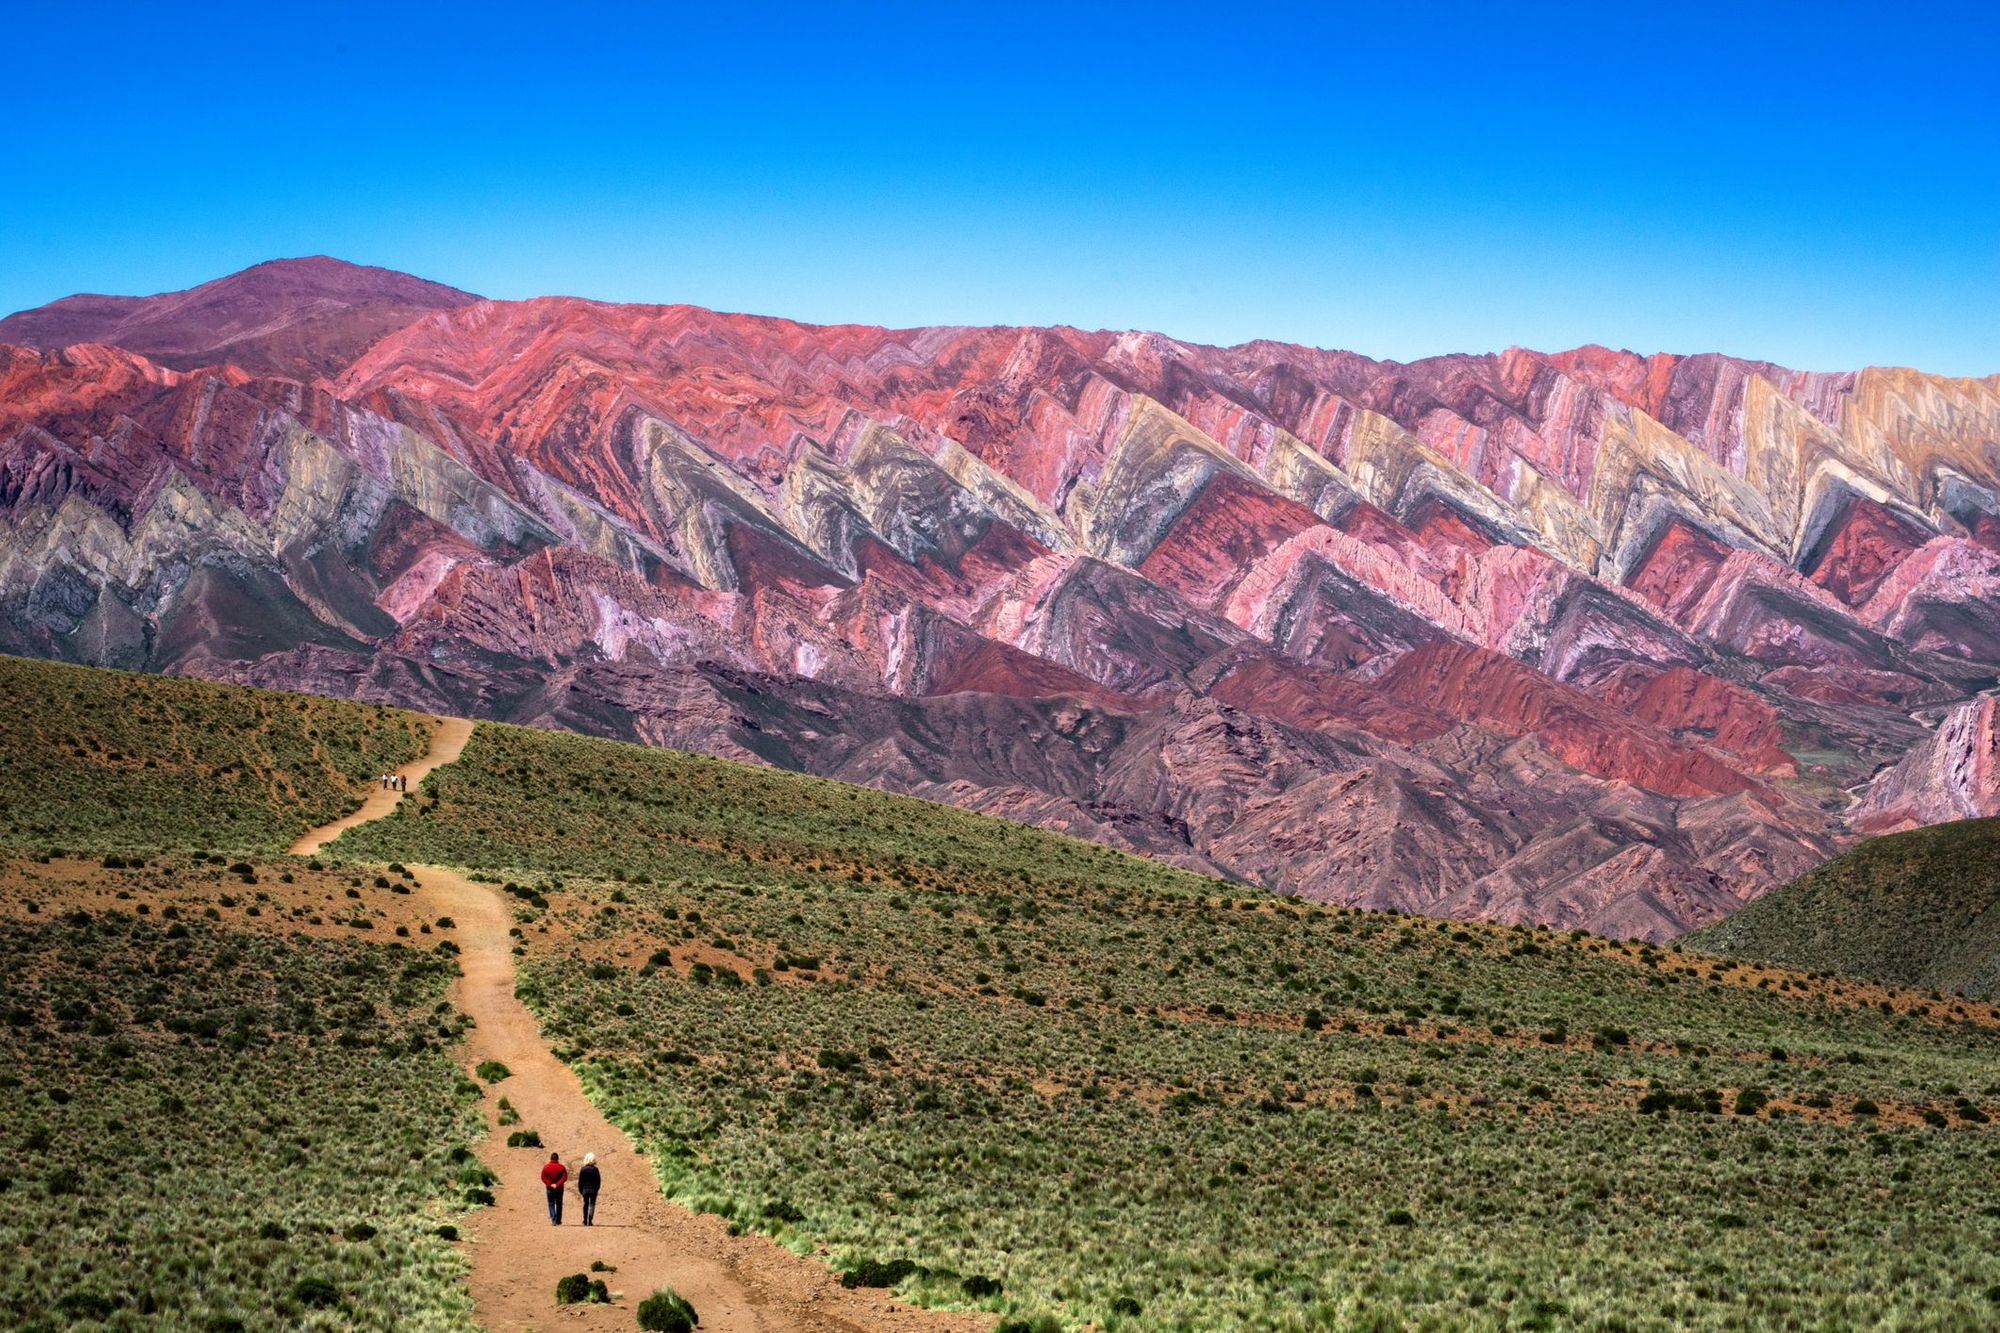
541,1151,568,1225
577,1152,601,1226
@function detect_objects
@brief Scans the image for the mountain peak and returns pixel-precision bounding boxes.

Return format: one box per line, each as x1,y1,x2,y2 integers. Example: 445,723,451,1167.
0,257,481,380
191,255,480,306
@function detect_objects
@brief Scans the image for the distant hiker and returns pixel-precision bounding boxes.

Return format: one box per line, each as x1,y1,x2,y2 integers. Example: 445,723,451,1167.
577,1152,601,1226
541,1151,568,1225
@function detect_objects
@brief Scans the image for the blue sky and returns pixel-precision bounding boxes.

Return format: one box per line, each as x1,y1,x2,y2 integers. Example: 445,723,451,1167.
6,1,1996,372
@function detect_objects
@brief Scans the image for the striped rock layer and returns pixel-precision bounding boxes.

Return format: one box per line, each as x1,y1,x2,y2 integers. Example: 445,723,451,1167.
4,258,1998,939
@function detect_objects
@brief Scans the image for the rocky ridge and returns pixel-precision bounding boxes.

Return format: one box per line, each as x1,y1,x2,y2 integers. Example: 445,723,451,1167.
3,259,1997,937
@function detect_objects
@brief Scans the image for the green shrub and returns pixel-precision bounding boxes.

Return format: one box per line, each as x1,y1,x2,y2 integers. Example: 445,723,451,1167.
54,1291,119,1320
840,1256,917,1288
637,1286,700,1331
477,1060,511,1083
555,1272,593,1305
293,1277,340,1308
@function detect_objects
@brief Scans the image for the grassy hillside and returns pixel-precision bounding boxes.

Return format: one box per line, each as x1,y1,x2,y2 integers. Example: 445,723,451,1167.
0,894,483,1330
0,653,429,855
0,657,480,1330
1687,818,2000,998
5,660,2000,1329
332,718,1224,900
334,717,2000,1330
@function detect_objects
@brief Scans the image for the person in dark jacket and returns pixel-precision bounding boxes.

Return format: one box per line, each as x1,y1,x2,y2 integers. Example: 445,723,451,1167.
577,1152,601,1226
540,1151,567,1224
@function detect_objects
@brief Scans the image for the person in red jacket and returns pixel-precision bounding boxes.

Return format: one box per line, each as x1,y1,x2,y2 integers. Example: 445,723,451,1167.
540,1152,568,1225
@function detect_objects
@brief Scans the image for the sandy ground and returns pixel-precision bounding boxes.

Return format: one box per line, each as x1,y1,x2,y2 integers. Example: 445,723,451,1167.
294,715,992,1333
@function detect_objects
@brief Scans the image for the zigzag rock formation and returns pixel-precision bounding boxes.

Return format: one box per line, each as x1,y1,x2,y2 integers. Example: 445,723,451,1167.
4,257,1998,938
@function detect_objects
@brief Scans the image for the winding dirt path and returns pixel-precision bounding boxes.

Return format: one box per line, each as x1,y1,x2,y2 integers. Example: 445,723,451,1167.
289,716,476,857
295,717,989,1333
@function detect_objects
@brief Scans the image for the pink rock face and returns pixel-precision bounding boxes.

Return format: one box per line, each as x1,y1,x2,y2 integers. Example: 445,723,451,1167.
4,261,2000,938
1851,697,2000,833
1589,664,1797,777
1626,519,1733,618
1807,495,1932,605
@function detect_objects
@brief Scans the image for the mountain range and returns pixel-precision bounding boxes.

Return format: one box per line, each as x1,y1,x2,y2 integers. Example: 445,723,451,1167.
3,256,1997,939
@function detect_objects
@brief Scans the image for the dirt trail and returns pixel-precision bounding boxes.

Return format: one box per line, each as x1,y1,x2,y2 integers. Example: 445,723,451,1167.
289,716,476,857
294,717,989,1333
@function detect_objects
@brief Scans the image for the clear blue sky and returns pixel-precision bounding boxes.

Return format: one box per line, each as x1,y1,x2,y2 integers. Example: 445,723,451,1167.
7,1,1996,373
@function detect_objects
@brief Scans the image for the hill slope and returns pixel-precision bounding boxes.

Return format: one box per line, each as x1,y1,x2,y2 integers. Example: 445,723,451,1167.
0,657,482,1329
1686,817,2000,997
0,652,430,853
333,696,2000,1329
3,657,2000,1328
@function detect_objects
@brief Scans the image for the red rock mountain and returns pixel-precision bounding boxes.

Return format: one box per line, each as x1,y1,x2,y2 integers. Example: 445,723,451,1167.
0,256,479,382
4,258,1998,938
